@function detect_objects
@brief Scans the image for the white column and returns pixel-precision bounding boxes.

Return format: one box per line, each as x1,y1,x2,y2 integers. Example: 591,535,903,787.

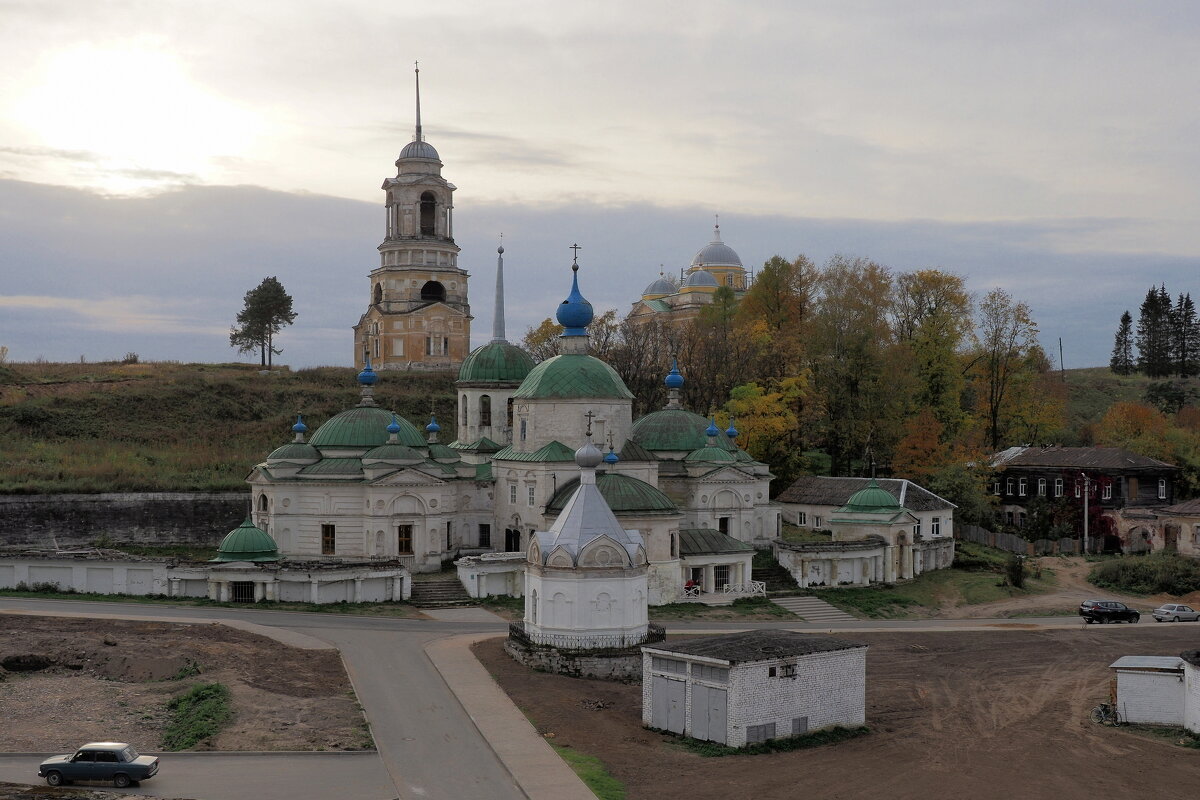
354,577,363,603
253,582,265,602
310,578,320,604
704,564,716,593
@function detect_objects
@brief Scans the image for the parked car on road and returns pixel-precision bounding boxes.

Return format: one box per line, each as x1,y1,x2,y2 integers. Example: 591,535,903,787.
1152,604,1200,622
38,742,158,788
1079,600,1140,624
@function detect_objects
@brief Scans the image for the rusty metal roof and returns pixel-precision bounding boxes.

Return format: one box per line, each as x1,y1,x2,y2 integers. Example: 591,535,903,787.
992,446,1176,471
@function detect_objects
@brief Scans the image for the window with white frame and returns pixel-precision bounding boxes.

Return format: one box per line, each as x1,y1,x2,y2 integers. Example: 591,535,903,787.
1055,478,1063,497
527,485,536,506
1102,483,1112,500
651,656,686,674
913,520,922,538
797,511,807,526
1006,478,1014,495
931,517,941,536
1075,480,1082,498
1038,478,1046,496
1018,478,1027,496
1159,479,1167,500
509,485,517,504
992,480,1000,495
693,664,729,683
814,515,823,528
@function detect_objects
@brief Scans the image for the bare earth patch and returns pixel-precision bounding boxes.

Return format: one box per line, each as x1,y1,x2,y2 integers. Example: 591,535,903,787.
0,616,367,752
475,626,1200,800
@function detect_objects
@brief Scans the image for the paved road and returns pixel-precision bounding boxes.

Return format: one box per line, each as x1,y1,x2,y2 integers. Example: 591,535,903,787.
0,597,1169,799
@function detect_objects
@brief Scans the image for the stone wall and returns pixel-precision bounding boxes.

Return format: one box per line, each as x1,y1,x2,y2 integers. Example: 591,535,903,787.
504,636,643,681
0,493,246,548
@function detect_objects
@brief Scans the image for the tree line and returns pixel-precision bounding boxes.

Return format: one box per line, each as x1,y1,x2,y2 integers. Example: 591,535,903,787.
523,254,1063,521
1110,285,1200,378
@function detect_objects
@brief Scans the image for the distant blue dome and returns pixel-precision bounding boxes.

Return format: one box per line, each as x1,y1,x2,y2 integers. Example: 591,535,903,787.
426,415,441,433
706,419,721,437
556,265,594,335
357,359,378,386
683,269,719,288
292,415,308,434
664,362,684,389
386,415,401,435
726,424,739,438
604,449,620,464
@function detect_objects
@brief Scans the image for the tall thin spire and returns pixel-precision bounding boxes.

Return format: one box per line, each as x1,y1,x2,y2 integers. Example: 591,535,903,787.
492,236,506,342
414,61,423,142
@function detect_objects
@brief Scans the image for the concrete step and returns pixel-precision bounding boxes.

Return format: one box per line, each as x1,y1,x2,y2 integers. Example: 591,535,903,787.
770,595,858,622
410,578,474,608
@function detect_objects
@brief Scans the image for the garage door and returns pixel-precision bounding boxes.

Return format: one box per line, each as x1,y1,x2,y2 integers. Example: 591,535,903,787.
690,684,728,744
651,676,685,733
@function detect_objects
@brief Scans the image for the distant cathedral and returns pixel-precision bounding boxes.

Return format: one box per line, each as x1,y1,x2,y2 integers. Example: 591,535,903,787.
626,222,750,324
353,67,472,370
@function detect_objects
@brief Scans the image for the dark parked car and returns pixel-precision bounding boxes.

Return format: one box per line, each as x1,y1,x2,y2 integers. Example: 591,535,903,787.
1079,600,1140,624
38,742,158,787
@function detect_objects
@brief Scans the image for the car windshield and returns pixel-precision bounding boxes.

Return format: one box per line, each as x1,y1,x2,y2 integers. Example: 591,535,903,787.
120,746,138,761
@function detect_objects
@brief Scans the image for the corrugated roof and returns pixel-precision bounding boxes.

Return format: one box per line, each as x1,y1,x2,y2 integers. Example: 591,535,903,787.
1109,656,1183,670
991,446,1177,471
547,473,678,515
512,354,634,400
777,476,955,511
644,630,865,664
1160,498,1200,515
678,528,754,555
298,458,363,476
618,438,657,462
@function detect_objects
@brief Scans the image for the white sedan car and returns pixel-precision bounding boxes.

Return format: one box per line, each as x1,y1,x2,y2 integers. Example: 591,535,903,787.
1152,604,1200,622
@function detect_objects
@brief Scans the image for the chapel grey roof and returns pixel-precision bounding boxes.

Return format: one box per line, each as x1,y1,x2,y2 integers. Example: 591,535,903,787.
991,446,1177,472
776,476,955,512
678,528,755,556
644,630,865,664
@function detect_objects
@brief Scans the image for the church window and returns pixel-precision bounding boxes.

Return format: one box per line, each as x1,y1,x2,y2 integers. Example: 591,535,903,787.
478,523,491,548
420,280,446,303
670,532,676,557
373,339,379,359
397,524,413,554
321,524,336,555
520,419,527,441
718,517,730,535
374,284,383,304
420,191,436,235
509,485,517,504
480,395,492,427
461,396,467,426
527,485,536,506
446,521,453,549
507,398,514,428
258,494,268,512
913,520,921,538
392,339,404,356
427,336,448,356
530,589,537,623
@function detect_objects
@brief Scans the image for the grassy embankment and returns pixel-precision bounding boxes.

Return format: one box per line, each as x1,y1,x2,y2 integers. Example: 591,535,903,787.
0,361,457,493
1089,552,1200,596
775,536,1058,619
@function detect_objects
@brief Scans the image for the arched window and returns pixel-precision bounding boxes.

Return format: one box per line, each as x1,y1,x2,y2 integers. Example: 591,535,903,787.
461,395,467,426
520,419,527,441
258,494,268,511
480,395,491,427
506,398,514,428
373,283,383,304
420,191,436,235
420,281,446,303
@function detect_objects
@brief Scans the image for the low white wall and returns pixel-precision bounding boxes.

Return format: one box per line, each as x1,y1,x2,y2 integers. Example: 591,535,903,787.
1116,669,1185,725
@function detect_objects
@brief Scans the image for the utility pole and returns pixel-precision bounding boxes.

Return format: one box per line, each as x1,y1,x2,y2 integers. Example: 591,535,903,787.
1080,472,1090,555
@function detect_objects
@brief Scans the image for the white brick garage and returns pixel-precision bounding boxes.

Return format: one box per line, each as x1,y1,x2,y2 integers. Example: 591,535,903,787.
641,630,866,748
1110,656,1185,725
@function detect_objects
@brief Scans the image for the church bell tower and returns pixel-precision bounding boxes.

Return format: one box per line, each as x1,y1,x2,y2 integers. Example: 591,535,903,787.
353,64,472,370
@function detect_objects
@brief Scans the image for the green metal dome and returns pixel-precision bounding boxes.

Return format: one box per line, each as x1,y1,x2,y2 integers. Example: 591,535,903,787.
685,446,737,463
211,518,279,562
632,408,739,452
546,473,678,515
457,341,536,384
839,479,901,513
512,354,634,400
428,443,461,463
308,407,425,448
362,443,425,463
267,442,320,461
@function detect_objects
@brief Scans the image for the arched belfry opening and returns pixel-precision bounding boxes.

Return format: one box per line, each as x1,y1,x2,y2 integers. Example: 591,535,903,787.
373,284,383,304
420,191,436,236
420,281,446,303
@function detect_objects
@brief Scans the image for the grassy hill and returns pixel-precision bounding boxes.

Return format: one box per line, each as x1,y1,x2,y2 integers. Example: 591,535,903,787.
0,361,457,493
1062,366,1200,439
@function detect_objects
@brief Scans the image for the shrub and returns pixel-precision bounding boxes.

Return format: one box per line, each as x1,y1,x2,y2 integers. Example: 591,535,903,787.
1005,555,1026,588
1089,553,1200,596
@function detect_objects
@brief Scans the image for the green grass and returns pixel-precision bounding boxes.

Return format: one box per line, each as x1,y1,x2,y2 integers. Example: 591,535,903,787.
650,596,793,620
161,683,232,750
1122,724,1200,749
1089,552,1200,595
103,543,220,561
551,745,625,799
0,361,457,493
779,521,833,544
660,725,869,757
0,588,425,617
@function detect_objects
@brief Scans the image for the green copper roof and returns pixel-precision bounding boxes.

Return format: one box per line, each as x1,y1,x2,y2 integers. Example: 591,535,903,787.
308,406,425,448
678,528,754,556
267,442,320,461
362,443,425,462
512,354,634,400
475,462,493,481
645,299,671,312
618,439,656,462
211,518,279,562
632,408,738,452
298,458,364,476
837,479,902,513
685,446,737,463
428,443,461,462
450,436,503,453
493,440,578,462
546,473,678,514
457,340,536,384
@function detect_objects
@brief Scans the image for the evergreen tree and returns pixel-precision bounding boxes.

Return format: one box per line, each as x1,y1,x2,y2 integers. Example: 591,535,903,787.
1136,285,1172,377
229,276,297,368
1173,292,1199,377
1110,310,1135,375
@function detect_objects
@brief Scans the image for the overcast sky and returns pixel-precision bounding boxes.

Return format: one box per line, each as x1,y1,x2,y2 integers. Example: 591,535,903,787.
2,0,1199,369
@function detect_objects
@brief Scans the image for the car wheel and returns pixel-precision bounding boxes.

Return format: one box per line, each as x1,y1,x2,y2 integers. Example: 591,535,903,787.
1131,615,1139,623
1100,616,1109,624
1174,616,1181,623
114,774,131,789
45,771,63,787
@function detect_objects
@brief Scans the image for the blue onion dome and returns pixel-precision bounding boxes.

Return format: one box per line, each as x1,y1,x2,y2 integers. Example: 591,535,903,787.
664,360,685,389
556,261,594,334
604,447,620,465
387,415,402,435
426,415,441,434
726,421,739,438
357,358,378,386
706,418,721,437
575,438,604,469
682,269,719,288
292,415,308,434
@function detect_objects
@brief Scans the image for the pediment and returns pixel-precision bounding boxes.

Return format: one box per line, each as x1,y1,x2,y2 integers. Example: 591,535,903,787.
695,465,756,483
546,546,575,568
577,535,632,568
369,468,446,487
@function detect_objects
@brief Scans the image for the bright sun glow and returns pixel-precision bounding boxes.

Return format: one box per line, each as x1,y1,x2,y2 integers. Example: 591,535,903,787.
13,43,260,194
